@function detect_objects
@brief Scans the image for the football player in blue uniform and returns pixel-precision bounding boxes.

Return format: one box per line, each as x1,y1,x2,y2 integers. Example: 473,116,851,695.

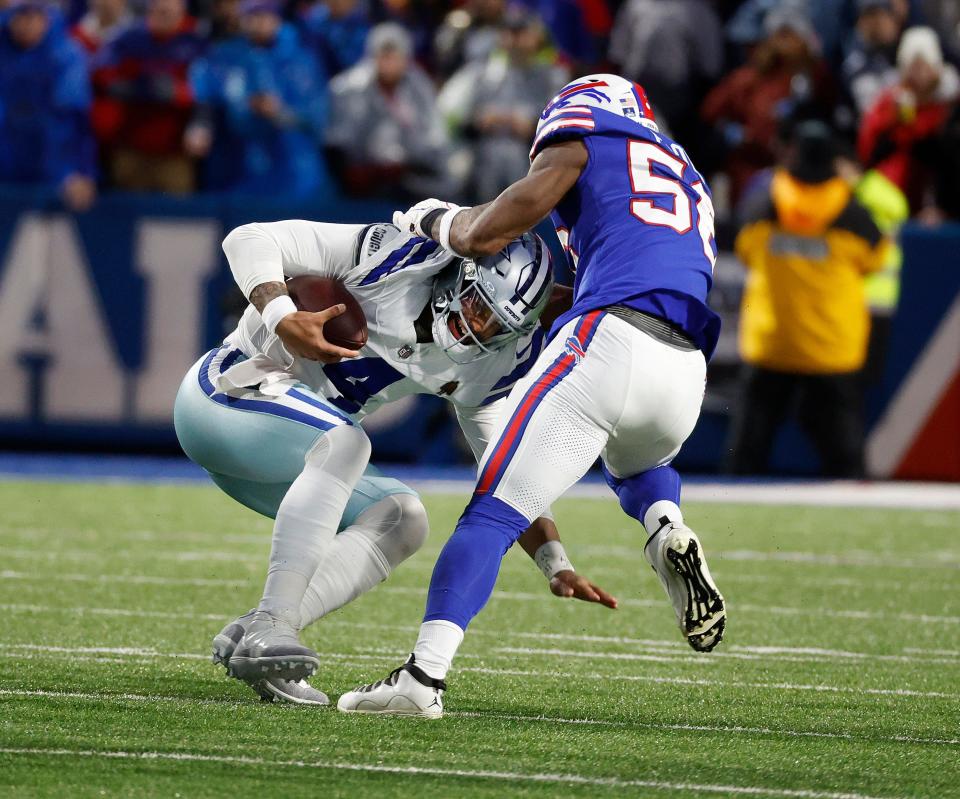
338,74,726,717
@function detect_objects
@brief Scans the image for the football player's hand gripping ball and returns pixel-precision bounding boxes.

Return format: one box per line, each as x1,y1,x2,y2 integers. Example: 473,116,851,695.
275,305,360,364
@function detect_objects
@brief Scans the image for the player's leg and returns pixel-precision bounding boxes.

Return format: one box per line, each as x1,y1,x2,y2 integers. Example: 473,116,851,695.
205,470,429,705
175,347,369,682
299,474,429,627
338,312,619,715
602,462,683,537
205,470,429,632
601,321,725,651
605,463,725,650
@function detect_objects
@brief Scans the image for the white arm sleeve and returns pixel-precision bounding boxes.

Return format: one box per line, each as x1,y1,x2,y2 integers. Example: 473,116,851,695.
222,220,366,300
455,401,554,522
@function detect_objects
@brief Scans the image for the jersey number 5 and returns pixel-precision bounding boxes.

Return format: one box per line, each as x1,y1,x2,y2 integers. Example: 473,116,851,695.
627,140,716,270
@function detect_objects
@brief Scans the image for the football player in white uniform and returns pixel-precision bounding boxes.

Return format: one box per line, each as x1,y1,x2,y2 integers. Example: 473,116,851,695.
174,219,616,705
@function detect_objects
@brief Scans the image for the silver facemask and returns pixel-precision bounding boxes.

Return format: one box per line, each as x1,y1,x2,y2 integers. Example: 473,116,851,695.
430,233,554,365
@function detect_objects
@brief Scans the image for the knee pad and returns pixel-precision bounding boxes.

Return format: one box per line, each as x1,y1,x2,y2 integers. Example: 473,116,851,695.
390,493,430,560
305,424,371,484
352,493,430,568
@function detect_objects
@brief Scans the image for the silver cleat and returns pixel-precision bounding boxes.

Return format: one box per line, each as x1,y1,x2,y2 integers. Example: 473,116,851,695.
227,610,320,682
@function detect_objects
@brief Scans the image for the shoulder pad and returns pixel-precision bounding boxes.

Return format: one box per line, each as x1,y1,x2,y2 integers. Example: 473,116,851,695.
356,223,402,261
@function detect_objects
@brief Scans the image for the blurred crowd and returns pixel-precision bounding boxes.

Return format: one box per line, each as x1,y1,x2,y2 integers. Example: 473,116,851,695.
1,0,959,222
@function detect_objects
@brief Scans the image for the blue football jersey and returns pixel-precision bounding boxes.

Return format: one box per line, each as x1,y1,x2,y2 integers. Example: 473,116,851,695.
531,75,721,359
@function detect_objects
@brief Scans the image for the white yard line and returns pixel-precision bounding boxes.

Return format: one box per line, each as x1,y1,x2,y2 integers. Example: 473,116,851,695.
579,568,916,590
1,548,254,563
0,570,246,588
346,623,958,665
0,603,227,622
903,647,960,656
0,689,955,748
2,644,210,659
715,550,960,569
3,606,958,666
0,688,233,704
0,564,935,600
6,543,960,570
0,746,927,798
3,643,958,701
459,666,960,700
0,527,271,546
491,645,959,667
374,587,960,625
576,545,960,570
448,711,960,747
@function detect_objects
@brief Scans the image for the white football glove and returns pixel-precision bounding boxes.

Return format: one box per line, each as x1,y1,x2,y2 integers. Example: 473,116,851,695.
393,198,461,239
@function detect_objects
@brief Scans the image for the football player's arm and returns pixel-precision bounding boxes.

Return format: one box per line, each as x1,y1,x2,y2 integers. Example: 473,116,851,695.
434,140,588,257
222,220,366,363
455,402,618,610
517,517,618,608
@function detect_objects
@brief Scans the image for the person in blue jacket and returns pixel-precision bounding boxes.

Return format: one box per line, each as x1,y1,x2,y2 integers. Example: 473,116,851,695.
0,0,97,210
188,0,333,198
299,0,369,78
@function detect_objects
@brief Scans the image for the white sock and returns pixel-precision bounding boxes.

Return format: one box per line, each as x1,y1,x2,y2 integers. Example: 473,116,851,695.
413,620,464,680
643,500,683,538
259,426,369,623
299,494,429,628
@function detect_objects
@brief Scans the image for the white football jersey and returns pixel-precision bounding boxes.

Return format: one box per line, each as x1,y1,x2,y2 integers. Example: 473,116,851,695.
221,220,546,452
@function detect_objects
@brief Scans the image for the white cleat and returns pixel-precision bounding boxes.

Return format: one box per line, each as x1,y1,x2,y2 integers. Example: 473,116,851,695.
227,610,320,683
255,678,330,706
337,656,445,718
644,520,726,652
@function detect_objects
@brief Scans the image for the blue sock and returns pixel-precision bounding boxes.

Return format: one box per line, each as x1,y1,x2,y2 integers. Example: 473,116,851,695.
423,494,530,629
602,463,682,531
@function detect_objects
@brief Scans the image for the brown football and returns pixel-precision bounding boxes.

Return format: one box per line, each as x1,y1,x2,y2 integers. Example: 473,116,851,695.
286,275,367,351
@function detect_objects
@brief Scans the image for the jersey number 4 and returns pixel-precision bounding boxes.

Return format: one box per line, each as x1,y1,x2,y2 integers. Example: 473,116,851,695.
627,140,716,270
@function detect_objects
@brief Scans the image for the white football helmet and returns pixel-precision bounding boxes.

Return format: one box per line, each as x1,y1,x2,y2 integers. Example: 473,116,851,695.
431,232,553,364
539,73,658,128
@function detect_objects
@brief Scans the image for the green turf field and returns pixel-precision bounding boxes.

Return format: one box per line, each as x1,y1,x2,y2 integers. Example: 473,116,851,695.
1,480,958,798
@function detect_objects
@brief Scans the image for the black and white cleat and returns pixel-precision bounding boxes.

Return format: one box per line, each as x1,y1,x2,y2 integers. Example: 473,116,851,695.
337,655,446,718
645,522,726,652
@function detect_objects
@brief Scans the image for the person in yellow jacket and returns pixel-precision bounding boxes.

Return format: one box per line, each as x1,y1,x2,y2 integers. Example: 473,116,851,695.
728,121,890,477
